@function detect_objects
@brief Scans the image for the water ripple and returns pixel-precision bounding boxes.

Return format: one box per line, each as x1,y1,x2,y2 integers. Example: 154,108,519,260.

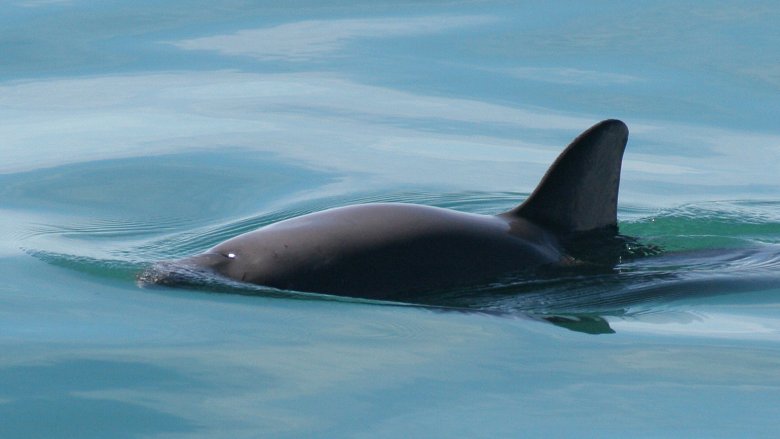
23,216,192,240
20,192,780,319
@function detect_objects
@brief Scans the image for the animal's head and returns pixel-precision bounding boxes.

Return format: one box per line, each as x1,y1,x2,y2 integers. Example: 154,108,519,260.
138,245,249,287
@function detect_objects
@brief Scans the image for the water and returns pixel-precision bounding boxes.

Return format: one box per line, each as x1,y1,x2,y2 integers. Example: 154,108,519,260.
2,1,780,437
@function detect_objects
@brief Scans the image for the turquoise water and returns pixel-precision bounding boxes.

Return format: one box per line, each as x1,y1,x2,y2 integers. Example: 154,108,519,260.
2,1,780,437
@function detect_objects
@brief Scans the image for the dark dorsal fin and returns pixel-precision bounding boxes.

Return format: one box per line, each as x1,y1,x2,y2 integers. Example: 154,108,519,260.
505,119,628,233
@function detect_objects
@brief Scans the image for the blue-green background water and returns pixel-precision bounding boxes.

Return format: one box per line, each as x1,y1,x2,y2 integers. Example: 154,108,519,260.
2,1,780,437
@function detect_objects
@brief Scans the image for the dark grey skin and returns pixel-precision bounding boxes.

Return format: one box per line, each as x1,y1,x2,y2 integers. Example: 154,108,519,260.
185,204,569,298
143,119,629,300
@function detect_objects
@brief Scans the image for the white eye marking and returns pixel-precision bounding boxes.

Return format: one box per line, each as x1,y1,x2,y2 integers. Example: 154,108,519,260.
227,253,236,259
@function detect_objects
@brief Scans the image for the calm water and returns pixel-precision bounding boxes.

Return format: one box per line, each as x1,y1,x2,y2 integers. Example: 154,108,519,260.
2,1,780,438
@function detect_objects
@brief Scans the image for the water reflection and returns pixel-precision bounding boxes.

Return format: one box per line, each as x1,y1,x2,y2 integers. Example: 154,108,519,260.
2,69,778,206
172,15,496,61
0,359,199,438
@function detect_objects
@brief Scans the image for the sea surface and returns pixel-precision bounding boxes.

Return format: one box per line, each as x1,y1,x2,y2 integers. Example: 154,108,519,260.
2,1,780,438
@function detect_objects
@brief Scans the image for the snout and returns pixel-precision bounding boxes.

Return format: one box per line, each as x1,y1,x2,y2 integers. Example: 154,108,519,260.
137,261,192,286
136,253,226,287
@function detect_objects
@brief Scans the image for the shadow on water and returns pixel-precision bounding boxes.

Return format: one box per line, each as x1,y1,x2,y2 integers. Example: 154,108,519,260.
21,187,780,335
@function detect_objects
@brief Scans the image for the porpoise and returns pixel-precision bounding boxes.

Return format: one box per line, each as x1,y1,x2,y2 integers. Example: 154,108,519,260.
141,119,629,300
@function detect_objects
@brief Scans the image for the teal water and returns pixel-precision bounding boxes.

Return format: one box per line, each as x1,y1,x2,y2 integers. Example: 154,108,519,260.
2,1,780,437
